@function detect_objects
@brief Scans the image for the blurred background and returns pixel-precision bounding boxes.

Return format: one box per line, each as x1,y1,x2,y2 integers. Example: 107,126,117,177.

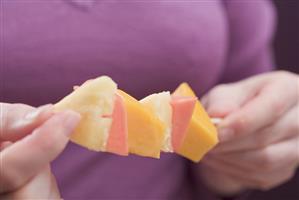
273,0,298,73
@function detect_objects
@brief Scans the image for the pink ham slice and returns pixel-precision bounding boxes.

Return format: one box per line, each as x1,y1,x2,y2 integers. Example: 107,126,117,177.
171,96,197,152
106,94,128,156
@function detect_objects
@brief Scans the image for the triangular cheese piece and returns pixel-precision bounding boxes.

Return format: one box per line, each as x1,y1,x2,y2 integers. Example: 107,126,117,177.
173,83,218,162
118,90,165,158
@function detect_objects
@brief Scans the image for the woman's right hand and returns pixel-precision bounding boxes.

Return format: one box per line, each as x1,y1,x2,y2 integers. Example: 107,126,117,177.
0,103,80,199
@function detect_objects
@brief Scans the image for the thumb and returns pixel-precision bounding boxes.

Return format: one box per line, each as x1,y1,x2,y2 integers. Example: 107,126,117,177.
204,76,268,141
202,84,247,118
1,166,60,199
203,75,267,118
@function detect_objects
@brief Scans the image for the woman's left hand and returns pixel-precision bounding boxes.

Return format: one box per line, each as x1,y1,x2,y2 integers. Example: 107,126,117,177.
198,71,299,195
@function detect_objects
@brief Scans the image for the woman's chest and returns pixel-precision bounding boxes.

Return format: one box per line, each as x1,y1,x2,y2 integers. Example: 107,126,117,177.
2,1,228,105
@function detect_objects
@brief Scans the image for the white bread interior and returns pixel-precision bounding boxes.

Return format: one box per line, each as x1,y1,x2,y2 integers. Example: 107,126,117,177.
54,76,117,151
140,91,173,152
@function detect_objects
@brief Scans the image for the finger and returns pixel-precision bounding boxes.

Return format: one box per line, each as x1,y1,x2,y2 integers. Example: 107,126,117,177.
200,95,208,108
203,155,297,191
202,157,255,188
202,158,256,190
0,142,12,151
199,163,247,196
229,166,296,191
204,73,271,118
210,137,299,173
0,111,81,193
203,83,254,118
212,105,299,153
219,81,297,142
0,166,60,199
1,103,54,142
257,167,297,191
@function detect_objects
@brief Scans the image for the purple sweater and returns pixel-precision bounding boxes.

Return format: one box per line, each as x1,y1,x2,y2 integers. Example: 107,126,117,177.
4,1,297,200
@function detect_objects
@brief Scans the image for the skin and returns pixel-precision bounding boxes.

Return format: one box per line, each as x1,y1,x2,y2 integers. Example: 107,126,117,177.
0,71,298,198
0,103,80,199
198,71,299,196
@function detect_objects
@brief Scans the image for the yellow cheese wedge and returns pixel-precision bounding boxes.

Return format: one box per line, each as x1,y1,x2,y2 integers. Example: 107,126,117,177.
118,90,165,158
173,83,218,162
54,76,117,151
140,92,173,152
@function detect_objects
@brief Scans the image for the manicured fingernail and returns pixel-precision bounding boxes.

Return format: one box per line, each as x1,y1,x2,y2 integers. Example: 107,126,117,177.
24,104,53,120
61,111,81,137
218,128,234,142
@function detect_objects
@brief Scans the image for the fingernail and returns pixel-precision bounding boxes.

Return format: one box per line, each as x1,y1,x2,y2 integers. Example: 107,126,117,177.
218,128,234,142
60,111,81,137
24,104,53,120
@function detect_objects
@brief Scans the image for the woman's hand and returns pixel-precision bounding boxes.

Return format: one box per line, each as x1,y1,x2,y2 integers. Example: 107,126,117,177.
0,103,80,199
198,71,299,196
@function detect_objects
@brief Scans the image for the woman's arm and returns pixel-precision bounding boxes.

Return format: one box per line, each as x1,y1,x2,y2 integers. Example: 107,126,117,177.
193,0,281,199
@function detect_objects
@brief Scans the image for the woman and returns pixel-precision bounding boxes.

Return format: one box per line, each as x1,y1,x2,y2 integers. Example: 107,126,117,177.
1,0,298,199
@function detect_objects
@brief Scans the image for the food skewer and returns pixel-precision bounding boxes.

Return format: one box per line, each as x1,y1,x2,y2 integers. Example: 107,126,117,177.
211,117,223,126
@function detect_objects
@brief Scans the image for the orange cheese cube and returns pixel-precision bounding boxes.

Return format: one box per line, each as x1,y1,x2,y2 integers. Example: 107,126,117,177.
173,83,218,162
118,90,165,158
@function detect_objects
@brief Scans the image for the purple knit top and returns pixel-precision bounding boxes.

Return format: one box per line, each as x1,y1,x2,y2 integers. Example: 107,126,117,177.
1,1,277,199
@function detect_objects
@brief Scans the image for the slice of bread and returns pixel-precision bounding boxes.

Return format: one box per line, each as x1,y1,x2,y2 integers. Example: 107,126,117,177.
140,92,173,152
54,76,121,152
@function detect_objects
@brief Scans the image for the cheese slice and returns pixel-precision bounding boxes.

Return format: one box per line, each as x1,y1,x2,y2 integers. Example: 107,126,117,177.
173,83,218,162
54,76,117,151
118,90,165,158
140,92,173,152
